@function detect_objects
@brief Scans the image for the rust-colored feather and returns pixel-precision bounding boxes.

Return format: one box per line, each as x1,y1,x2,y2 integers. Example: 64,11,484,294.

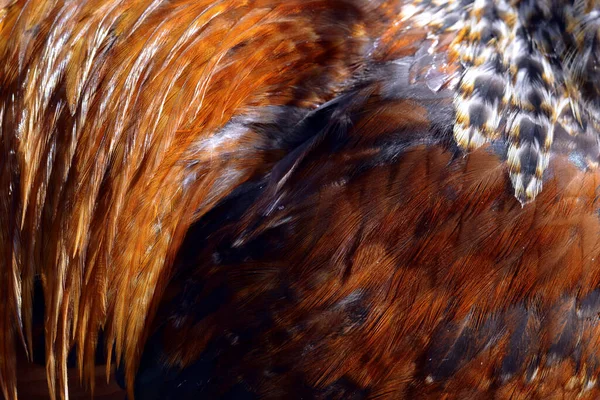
6,0,600,399
0,0,379,398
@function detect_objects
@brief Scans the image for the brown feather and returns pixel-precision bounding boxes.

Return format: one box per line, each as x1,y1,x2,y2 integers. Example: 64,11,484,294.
0,0,382,398
6,0,600,399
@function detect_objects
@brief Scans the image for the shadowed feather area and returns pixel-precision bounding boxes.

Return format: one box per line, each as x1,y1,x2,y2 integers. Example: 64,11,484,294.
3,0,600,399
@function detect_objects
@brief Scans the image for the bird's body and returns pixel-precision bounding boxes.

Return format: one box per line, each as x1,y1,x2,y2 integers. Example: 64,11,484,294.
2,0,600,399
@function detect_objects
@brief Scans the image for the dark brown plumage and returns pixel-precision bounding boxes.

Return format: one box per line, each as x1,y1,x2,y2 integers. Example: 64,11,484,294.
3,0,600,399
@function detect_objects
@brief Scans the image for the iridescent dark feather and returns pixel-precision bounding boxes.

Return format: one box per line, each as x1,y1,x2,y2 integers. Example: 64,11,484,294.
4,0,600,399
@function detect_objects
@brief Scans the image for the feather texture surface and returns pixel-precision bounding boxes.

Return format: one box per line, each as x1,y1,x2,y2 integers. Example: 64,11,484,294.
0,0,376,398
3,0,600,399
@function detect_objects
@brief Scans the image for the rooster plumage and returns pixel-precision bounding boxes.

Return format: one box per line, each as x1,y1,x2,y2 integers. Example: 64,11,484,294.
3,0,600,399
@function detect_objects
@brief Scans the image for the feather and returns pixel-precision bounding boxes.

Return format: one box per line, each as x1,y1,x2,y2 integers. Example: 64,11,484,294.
6,0,600,399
